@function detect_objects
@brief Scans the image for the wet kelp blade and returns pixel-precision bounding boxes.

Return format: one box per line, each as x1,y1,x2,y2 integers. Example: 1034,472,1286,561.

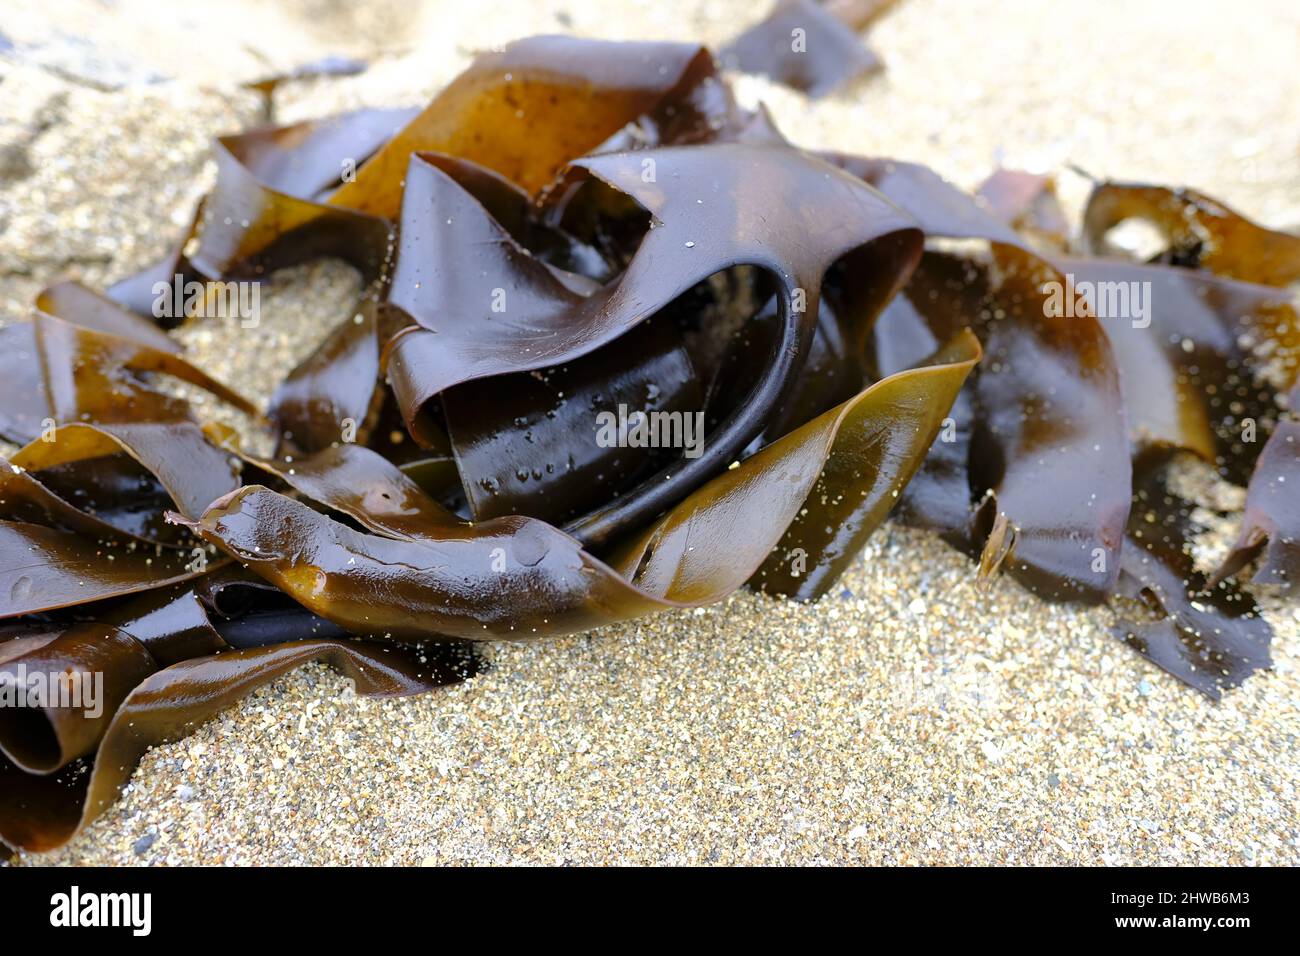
0,520,211,617
1211,420,1300,593
10,421,241,525
442,317,704,527
0,622,159,773
0,638,477,853
0,292,255,445
1117,451,1272,698
329,37,720,216
102,108,410,317
867,245,1131,601
183,333,977,638
971,247,1130,602
32,311,259,425
189,133,395,280
720,0,882,98
0,448,178,546
1082,181,1300,287
387,143,922,548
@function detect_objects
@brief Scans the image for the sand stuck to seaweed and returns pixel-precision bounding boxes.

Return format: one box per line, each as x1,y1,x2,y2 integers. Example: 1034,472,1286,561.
2,0,1298,865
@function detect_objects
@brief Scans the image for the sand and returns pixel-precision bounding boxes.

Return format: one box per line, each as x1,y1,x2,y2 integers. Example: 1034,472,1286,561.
1,0,1298,865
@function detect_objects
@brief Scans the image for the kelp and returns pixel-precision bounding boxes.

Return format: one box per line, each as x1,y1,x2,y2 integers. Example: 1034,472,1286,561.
720,0,882,98
171,338,974,641
1116,450,1272,699
386,143,922,548
1082,180,1300,286
0,635,477,853
976,169,1071,252
863,245,1130,602
0,34,1297,855
1210,421,1300,593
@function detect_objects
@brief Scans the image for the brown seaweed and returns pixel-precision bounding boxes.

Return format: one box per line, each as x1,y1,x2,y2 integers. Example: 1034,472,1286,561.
387,144,922,548
1,34,1297,857
1082,180,1300,286
976,168,1071,252
1210,421,1300,593
177,341,977,640
1116,450,1272,699
720,0,882,98
0,635,476,853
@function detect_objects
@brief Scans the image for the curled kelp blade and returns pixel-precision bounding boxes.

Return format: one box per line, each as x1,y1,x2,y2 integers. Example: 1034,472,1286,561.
184,108,417,283
1059,256,1298,475
0,449,179,546
189,133,395,281
389,143,921,548
32,311,259,424
417,153,613,281
1117,451,1272,698
0,291,256,445
971,246,1131,602
329,37,718,218
1211,420,1300,593
268,299,392,456
181,334,976,638
442,317,704,527
720,0,882,98
0,623,158,774
100,584,228,666
36,281,185,353
106,110,407,313
0,519,214,618
0,573,415,778
0,637,477,854
10,421,240,526
868,243,1131,601
976,169,1071,252
223,108,418,202
1082,181,1300,287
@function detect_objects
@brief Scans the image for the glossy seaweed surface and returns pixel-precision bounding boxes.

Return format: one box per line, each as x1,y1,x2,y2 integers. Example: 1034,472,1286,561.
1,34,1297,854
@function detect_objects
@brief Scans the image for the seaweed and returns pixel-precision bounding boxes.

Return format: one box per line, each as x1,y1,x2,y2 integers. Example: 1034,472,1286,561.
720,0,883,98
0,34,1296,854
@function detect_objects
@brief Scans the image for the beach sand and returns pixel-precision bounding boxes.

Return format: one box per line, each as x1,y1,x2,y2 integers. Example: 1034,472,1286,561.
2,0,1297,865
